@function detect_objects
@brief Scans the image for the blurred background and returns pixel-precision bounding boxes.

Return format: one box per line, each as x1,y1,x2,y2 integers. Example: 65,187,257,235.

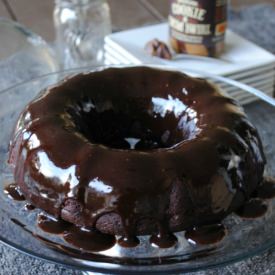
0,0,274,52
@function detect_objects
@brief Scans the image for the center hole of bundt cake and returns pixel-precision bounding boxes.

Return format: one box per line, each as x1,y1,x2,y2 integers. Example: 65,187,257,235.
66,96,199,150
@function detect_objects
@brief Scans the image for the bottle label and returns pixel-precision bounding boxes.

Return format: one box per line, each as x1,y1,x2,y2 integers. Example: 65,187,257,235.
169,0,227,56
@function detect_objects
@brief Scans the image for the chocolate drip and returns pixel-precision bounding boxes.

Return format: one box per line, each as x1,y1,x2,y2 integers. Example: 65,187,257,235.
253,177,275,199
24,204,35,211
4,184,25,201
8,67,266,237
185,224,226,245
149,222,177,248
34,233,216,264
150,232,177,249
63,226,116,252
38,214,71,234
235,199,268,219
118,236,140,248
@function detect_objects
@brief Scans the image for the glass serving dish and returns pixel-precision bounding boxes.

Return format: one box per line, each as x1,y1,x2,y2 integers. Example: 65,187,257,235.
0,17,59,91
0,65,274,274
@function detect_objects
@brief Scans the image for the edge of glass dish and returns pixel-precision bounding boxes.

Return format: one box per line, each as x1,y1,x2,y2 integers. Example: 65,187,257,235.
0,17,59,72
0,64,275,274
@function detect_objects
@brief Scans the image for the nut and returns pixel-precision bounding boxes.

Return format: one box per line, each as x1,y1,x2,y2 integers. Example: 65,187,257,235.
145,39,173,60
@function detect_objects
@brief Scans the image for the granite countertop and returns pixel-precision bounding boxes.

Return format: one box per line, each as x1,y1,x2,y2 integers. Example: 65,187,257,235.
0,4,275,275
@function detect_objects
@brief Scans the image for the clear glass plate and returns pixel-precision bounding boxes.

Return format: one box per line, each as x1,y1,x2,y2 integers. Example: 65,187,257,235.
0,18,59,91
0,65,274,274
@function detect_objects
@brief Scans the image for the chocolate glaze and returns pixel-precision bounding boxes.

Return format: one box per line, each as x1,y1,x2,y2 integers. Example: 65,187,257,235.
253,177,275,199
150,232,177,249
10,215,218,263
63,226,116,252
6,179,273,252
24,203,35,211
8,67,266,241
38,214,70,234
235,199,268,219
33,232,217,264
185,224,226,245
4,183,25,201
149,222,177,248
118,235,140,248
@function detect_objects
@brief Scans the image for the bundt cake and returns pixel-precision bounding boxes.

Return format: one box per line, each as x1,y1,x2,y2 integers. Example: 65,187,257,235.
8,66,265,241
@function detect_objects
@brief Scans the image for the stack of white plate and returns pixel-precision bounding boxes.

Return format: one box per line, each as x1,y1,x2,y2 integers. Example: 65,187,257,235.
105,23,275,105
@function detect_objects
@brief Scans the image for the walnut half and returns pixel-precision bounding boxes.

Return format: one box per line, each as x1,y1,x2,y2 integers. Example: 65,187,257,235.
145,39,173,60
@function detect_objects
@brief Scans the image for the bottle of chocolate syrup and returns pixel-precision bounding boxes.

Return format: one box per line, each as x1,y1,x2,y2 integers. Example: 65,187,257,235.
169,0,227,57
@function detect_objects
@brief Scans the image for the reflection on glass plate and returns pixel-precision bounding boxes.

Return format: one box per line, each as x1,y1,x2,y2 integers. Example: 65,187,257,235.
0,65,274,274
0,18,59,91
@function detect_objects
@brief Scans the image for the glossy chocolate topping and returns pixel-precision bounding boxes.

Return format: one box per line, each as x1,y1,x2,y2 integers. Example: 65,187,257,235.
4,183,25,201
235,199,268,219
253,177,275,199
185,224,226,245
24,204,35,211
38,214,70,234
9,67,266,241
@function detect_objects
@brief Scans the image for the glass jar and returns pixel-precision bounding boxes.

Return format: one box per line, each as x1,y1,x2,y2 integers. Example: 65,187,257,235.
54,0,111,69
169,0,228,57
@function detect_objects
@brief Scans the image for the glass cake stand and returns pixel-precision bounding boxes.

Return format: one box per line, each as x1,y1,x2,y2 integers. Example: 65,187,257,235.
0,65,274,274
